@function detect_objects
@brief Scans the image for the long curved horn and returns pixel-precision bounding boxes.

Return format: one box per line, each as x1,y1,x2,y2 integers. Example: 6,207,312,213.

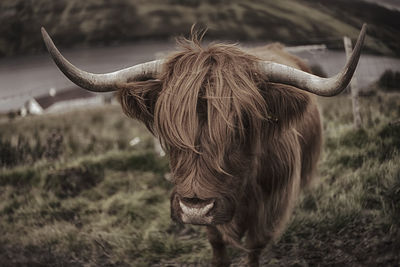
41,27,163,92
260,23,367,96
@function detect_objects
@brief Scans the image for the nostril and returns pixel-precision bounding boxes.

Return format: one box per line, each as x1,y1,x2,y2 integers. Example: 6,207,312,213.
181,197,214,206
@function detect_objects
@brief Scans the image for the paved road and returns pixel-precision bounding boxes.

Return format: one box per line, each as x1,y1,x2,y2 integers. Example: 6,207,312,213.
0,41,399,113
0,41,175,112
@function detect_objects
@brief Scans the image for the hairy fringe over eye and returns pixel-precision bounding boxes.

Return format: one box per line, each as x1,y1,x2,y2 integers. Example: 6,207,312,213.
154,32,270,174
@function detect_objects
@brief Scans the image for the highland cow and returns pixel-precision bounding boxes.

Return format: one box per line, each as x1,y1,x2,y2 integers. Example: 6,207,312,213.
41,24,366,266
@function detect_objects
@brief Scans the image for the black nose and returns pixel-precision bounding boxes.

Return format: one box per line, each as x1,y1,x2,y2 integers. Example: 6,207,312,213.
180,197,215,207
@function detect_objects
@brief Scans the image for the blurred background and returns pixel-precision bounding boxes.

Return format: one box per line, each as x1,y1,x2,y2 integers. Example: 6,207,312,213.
0,0,399,266
1,0,399,57
0,0,399,112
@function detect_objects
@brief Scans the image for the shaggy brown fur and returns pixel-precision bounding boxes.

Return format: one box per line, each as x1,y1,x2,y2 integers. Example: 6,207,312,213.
117,34,322,266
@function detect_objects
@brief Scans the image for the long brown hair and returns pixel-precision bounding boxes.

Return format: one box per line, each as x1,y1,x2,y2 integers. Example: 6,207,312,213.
117,32,318,248
118,33,275,173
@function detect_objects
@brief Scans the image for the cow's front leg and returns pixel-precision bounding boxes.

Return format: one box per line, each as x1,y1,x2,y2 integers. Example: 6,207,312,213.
245,230,269,267
246,246,264,267
207,226,230,267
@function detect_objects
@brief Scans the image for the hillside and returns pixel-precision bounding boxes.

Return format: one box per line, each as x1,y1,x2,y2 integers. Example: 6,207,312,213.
0,0,399,57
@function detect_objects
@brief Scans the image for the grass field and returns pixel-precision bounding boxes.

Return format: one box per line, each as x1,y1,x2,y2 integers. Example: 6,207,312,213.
0,88,399,266
0,0,399,57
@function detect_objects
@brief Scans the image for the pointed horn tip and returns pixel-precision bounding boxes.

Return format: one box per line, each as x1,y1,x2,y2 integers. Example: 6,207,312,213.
362,23,367,30
41,27,48,38
357,23,367,44
41,27,53,48
360,23,367,38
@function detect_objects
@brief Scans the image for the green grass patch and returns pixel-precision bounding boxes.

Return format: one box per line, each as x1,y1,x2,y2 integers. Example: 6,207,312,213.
1,92,400,265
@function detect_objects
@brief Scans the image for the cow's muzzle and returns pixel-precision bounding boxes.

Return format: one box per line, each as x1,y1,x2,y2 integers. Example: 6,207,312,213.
171,192,235,225
178,197,215,225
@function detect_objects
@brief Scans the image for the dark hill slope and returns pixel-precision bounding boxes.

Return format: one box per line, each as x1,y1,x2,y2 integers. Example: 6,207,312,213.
0,0,399,57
